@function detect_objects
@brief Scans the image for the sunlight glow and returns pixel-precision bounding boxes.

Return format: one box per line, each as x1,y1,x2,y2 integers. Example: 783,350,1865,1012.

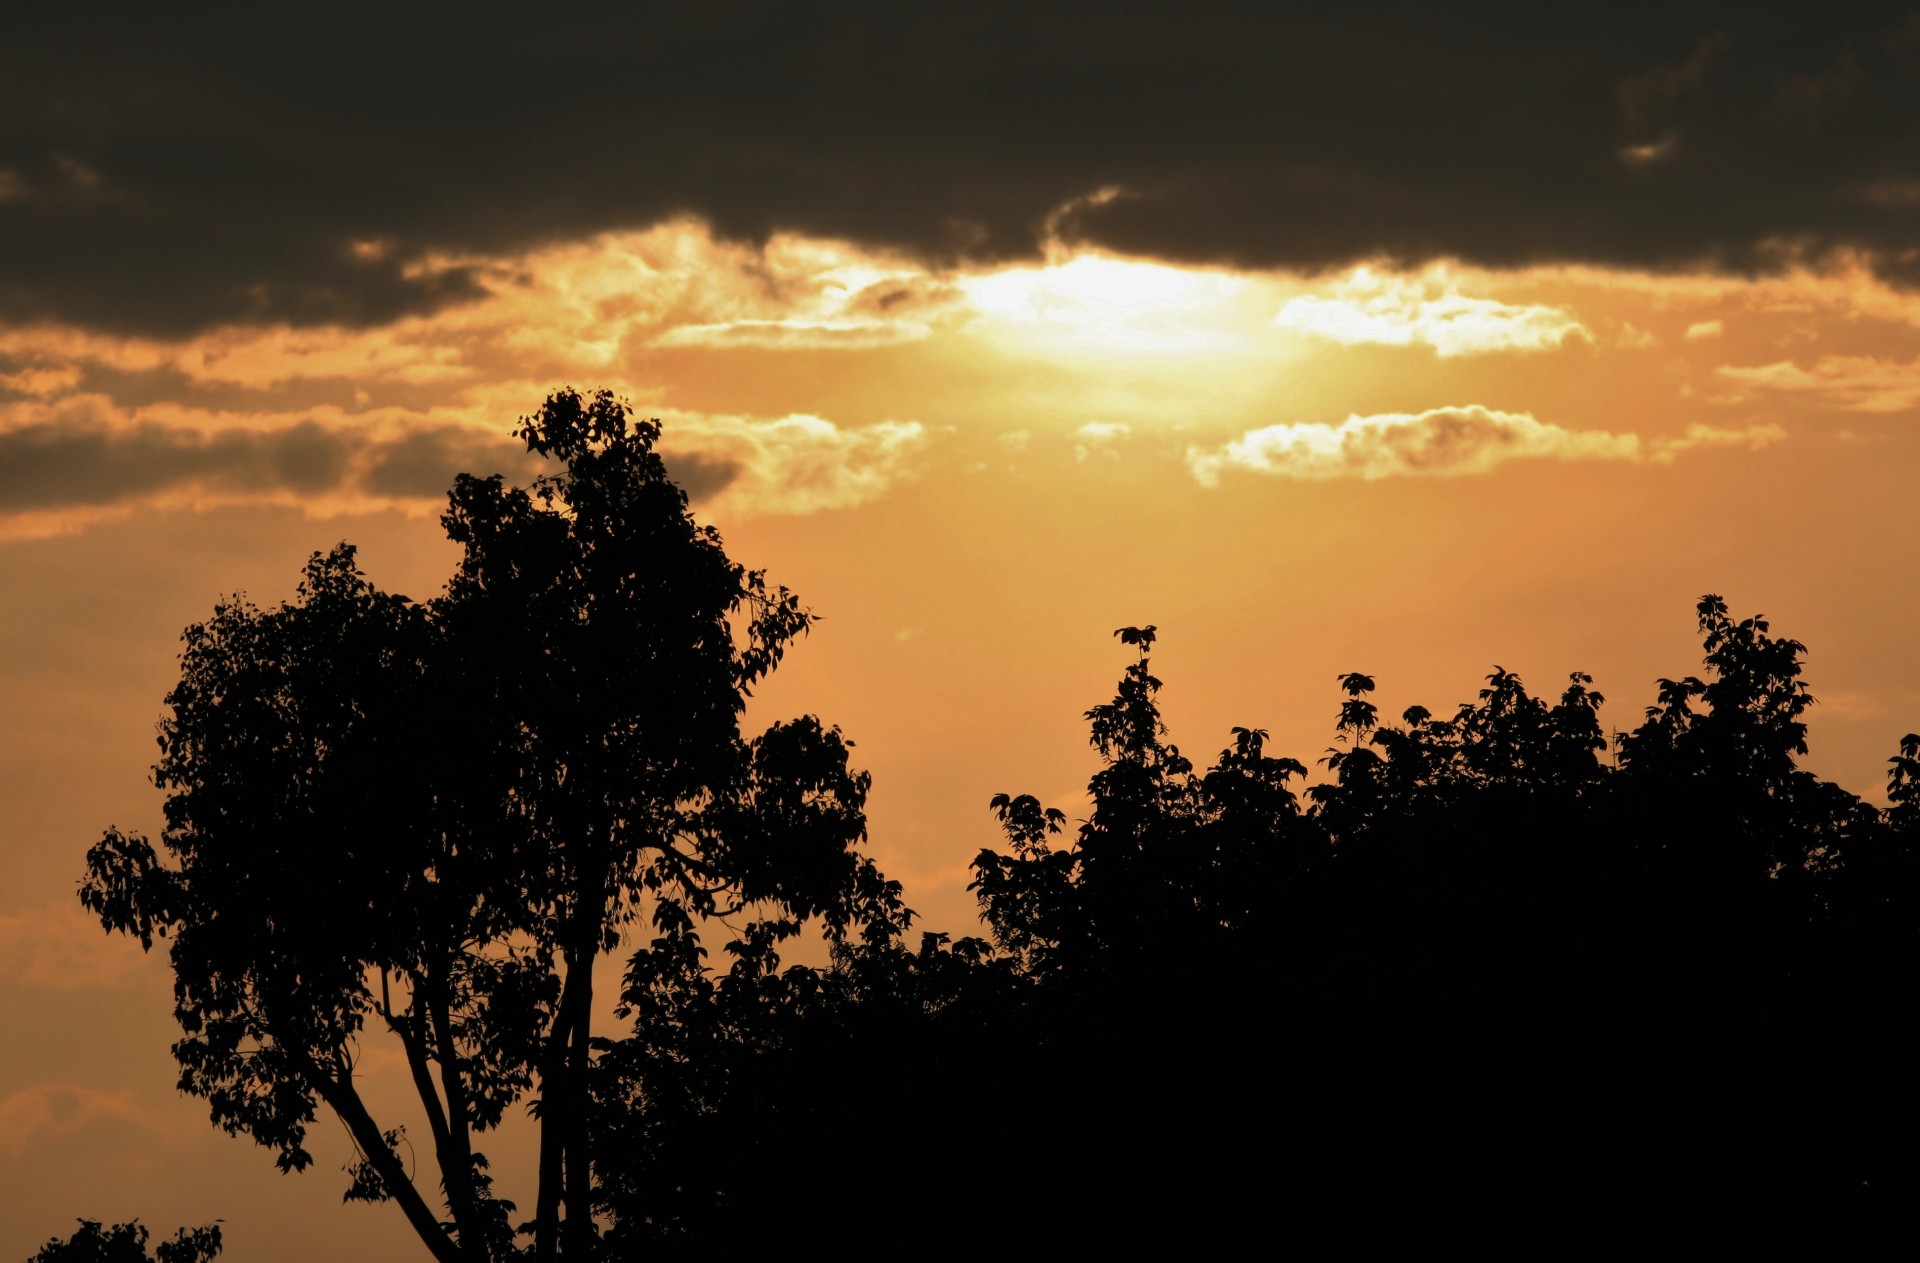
2,213,1904,539
958,254,1255,353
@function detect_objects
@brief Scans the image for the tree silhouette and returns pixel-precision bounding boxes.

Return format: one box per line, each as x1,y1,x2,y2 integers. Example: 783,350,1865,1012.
71,435,1920,1255
78,390,902,1261
581,595,1920,1246
957,603,1920,1245
27,1222,220,1263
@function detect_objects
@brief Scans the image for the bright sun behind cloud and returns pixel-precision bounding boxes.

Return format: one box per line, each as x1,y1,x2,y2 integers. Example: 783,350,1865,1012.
957,253,1261,354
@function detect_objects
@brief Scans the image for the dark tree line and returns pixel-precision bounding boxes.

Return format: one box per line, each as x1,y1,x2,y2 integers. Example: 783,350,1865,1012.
59,390,1920,1258
605,612,1920,1249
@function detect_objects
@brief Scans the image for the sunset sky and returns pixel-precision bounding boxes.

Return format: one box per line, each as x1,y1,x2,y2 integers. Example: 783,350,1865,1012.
8,6,1920,1256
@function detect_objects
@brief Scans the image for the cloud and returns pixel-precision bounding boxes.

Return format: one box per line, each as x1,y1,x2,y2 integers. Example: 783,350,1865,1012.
651,319,935,349
174,323,475,389
9,10,1920,335
0,400,541,519
1653,422,1788,457
0,1083,168,1158
1073,421,1131,463
0,222,963,399
1274,267,1590,356
0,904,146,990
1617,30,1733,130
660,411,931,517
0,364,82,396
1715,355,1920,412
0,414,354,512
1185,406,1781,485
1618,137,1680,167
1683,319,1724,340
358,426,558,500
0,395,922,533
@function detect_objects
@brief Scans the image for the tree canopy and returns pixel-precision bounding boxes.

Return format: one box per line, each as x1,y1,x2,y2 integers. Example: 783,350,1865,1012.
79,389,903,1261
600,600,1920,1248
27,1222,220,1263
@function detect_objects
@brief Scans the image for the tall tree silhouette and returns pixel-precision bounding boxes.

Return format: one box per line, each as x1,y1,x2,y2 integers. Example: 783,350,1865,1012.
79,389,900,1261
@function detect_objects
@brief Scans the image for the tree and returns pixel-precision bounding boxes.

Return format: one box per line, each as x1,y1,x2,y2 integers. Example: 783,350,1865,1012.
79,389,901,1261
963,608,1920,1244
27,1221,220,1263
973,624,1318,981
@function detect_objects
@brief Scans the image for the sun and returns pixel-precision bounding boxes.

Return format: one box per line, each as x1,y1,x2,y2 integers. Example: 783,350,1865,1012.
957,251,1259,355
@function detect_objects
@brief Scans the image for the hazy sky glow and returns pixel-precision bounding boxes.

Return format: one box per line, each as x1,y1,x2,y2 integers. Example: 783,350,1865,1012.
8,6,1920,1257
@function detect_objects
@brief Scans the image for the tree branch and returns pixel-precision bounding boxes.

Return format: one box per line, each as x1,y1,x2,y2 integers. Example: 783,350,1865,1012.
294,1044,468,1263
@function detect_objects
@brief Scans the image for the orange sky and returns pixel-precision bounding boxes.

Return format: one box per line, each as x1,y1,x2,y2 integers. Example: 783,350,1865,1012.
5,215,1920,1254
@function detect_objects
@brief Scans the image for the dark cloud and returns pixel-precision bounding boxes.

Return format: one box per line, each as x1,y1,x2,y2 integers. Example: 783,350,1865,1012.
659,451,744,505
0,415,738,516
0,420,356,511
362,429,547,500
6,4,1920,335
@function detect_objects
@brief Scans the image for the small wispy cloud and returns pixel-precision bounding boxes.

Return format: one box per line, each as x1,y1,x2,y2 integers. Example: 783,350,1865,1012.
1186,405,1781,485
1073,420,1131,463
660,411,932,517
653,318,935,350
1716,355,1920,413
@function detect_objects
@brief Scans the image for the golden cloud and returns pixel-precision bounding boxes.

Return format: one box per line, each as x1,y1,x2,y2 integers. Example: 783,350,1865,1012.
659,410,932,517
1274,266,1591,356
1715,355,1920,413
0,215,1903,541
1186,406,1781,485
4,224,1920,419
1072,421,1132,463
0,221,962,396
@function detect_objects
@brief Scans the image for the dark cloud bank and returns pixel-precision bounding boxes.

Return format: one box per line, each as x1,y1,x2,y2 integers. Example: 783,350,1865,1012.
7,3,1920,335
0,419,739,514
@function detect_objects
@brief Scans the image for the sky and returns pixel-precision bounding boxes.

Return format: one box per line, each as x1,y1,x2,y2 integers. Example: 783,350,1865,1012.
7,5,1920,1256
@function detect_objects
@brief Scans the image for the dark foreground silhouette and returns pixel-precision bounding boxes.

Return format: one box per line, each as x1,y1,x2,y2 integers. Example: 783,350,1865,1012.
28,1221,219,1263
62,390,1920,1258
602,615,1920,1252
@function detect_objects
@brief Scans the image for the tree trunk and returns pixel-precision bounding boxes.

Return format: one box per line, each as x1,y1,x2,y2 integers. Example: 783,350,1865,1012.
561,936,596,1258
303,1050,469,1263
536,905,601,1258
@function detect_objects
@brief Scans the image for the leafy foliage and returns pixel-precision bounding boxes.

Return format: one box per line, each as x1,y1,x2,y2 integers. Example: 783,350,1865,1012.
78,389,898,1261
601,594,1920,1246
953,598,1920,1246
27,1221,220,1263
